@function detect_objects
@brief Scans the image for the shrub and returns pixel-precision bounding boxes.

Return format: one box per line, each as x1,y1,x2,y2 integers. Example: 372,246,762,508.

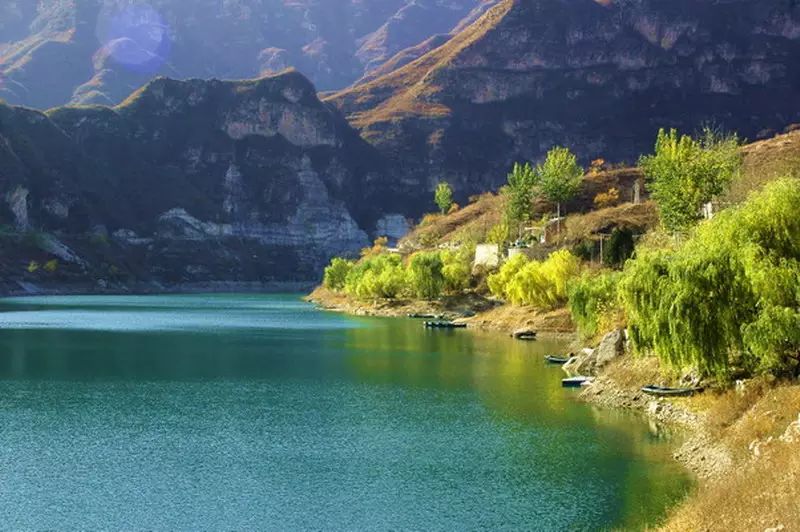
323,257,354,291
619,178,800,378
27,260,40,273
602,228,635,268
406,252,445,300
441,246,473,293
490,250,581,310
44,259,59,273
487,253,529,299
344,254,406,300
505,250,582,309
593,187,620,209
569,270,623,339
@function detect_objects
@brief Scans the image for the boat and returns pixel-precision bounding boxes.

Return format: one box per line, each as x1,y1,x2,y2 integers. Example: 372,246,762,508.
545,355,571,365
511,329,537,341
424,321,467,329
641,385,704,397
408,313,442,319
562,376,595,388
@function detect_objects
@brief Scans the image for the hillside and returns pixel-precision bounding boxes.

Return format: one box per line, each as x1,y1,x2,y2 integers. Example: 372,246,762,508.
0,70,393,292
0,0,493,108
328,0,800,213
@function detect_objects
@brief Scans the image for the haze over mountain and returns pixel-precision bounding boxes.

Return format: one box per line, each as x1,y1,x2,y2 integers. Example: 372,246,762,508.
0,0,495,109
1,0,799,288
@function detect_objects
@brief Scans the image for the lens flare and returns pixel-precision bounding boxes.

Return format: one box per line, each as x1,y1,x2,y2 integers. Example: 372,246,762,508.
96,3,170,74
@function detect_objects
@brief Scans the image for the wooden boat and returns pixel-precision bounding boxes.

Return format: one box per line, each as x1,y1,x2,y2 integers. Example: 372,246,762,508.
545,355,571,365
562,376,595,388
424,321,467,329
408,313,442,319
511,329,537,340
641,385,704,397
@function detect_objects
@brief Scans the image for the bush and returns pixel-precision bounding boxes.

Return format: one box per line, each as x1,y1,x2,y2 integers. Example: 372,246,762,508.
441,246,473,294
569,270,623,339
594,187,620,209
505,250,582,309
603,228,635,268
406,252,445,300
487,253,529,299
489,250,582,310
619,178,800,378
344,254,406,300
323,257,354,291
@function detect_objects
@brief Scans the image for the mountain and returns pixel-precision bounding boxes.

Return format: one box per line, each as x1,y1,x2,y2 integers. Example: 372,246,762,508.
0,0,494,109
0,71,402,290
329,0,800,209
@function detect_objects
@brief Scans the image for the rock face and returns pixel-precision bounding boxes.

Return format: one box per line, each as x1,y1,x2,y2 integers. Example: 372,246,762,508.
330,0,800,214
0,0,492,108
0,71,384,287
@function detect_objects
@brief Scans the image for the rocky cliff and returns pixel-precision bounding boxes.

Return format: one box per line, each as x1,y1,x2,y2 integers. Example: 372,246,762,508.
0,0,493,108
0,70,400,291
330,0,800,210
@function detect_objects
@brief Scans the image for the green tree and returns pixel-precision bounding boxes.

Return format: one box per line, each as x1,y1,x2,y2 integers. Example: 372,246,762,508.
323,257,354,291
441,246,474,293
619,178,800,378
434,182,454,214
504,162,538,236
344,254,406,300
535,146,584,234
639,128,741,233
406,252,445,300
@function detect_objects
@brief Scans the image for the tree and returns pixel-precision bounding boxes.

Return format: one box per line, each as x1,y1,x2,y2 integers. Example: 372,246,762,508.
639,128,741,233
406,252,445,300
504,162,538,237
323,257,354,291
619,178,800,379
535,147,584,234
434,182,454,214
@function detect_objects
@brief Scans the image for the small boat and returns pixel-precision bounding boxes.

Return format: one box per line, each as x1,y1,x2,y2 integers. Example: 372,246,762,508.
424,321,467,329
641,385,704,397
512,329,537,340
408,313,442,319
562,376,595,388
545,355,571,365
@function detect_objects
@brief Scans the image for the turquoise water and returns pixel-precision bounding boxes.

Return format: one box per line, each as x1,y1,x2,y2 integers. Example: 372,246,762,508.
0,294,690,529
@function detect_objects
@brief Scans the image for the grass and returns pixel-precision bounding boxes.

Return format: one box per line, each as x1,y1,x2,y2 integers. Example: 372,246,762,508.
724,129,800,205
562,201,658,243
400,192,505,248
661,381,800,531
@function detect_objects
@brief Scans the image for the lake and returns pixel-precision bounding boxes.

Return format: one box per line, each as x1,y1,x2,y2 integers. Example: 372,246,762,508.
0,294,690,529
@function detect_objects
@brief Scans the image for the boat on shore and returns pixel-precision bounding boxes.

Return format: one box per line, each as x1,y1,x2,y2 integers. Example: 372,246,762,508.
562,376,595,388
641,385,704,397
511,329,537,341
545,355,571,364
424,321,467,329
408,313,443,319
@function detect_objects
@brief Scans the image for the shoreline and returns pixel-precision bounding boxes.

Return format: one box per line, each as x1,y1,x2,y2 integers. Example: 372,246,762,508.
306,285,800,529
0,280,317,299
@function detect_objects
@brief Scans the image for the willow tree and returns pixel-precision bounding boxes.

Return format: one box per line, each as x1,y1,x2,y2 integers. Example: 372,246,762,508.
619,178,800,378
